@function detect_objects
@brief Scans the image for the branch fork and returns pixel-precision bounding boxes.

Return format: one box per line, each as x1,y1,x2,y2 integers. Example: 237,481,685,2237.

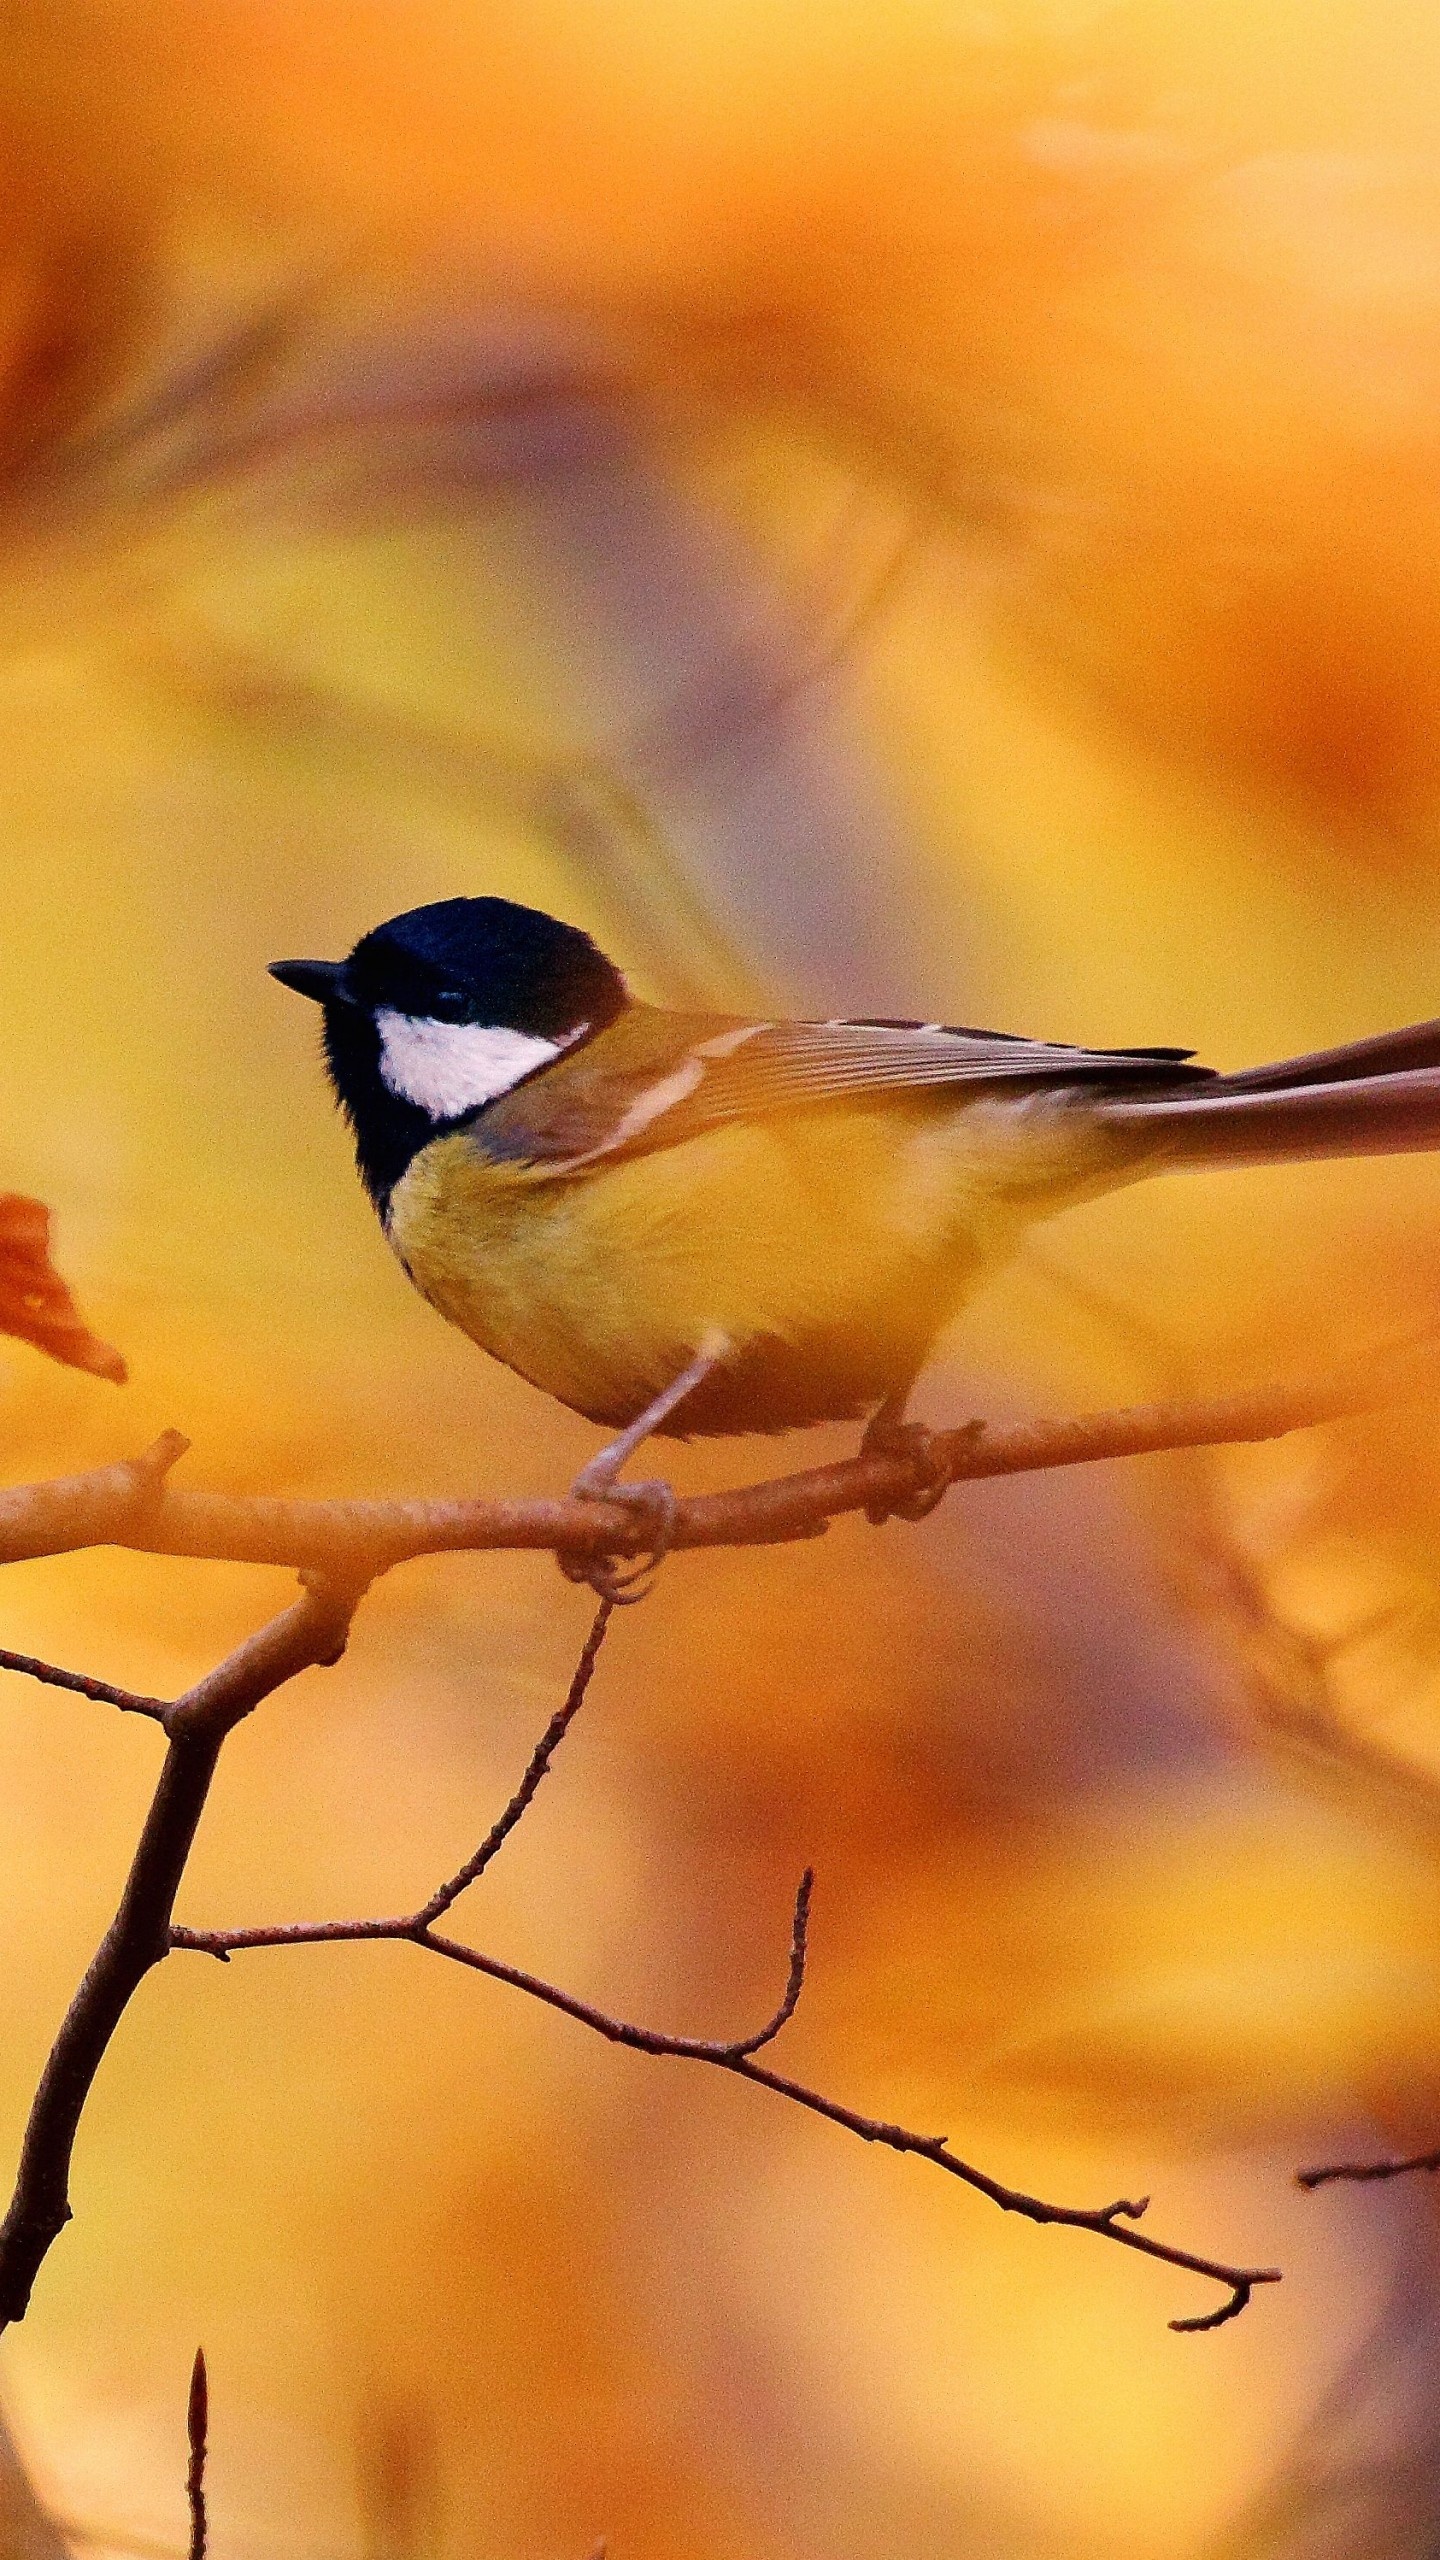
0,1332,1424,2336
0,1572,363,2325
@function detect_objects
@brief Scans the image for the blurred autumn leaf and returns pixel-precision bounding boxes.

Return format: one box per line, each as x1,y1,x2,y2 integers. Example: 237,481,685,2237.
0,1195,124,1383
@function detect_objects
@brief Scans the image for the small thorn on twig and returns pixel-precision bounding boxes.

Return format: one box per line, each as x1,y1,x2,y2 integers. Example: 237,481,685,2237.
186,2348,208,2560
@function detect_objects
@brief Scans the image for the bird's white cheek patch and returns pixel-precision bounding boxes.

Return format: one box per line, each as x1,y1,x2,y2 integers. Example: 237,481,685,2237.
376,1011,562,1118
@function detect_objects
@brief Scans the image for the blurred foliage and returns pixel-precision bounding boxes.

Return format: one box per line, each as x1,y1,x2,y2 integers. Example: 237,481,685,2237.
3,6,1440,2558
0,1198,126,1384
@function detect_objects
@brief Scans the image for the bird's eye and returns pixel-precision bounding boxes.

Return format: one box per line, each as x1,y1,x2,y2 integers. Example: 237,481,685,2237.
429,988,470,1021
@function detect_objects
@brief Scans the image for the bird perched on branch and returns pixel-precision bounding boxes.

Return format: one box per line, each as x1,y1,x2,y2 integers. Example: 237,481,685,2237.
273,895,1440,1584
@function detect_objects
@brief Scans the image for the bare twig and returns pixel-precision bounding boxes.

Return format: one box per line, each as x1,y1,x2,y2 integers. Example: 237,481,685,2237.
198,1922,1275,2329
1299,2147,1440,2191
721,1867,812,2057
185,2351,207,2560
0,1650,166,1720
0,1336,1427,1582
415,1596,614,1927
4,1341,1414,2339
0,1576,363,2327
171,1683,1277,2333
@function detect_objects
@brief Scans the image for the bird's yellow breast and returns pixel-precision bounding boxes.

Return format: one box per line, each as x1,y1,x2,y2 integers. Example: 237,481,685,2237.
386,1092,1112,1431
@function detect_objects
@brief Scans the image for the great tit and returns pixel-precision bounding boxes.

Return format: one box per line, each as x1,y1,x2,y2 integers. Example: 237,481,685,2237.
272,895,1440,1539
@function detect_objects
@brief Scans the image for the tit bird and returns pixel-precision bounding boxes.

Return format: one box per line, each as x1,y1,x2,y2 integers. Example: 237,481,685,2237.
272,895,1440,1537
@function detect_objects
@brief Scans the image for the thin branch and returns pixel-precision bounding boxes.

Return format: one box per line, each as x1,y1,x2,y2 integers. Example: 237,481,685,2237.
1299,2147,1440,2191
172,1830,1276,2331
13,1276,1421,2426
0,1334,1430,1582
2,1328,1407,2338
720,1868,812,2057
0,1576,362,2328
415,1596,613,1927
0,1509,1283,2337
185,2351,207,2560
0,1649,166,1720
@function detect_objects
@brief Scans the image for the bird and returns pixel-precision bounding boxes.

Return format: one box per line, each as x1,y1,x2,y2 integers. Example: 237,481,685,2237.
272,894,1440,1587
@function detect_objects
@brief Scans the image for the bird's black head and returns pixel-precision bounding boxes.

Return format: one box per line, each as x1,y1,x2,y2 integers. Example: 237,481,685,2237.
270,897,628,1213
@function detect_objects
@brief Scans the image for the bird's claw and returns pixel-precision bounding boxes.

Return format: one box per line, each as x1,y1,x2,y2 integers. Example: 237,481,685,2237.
860,1416,956,1526
559,1475,679,1604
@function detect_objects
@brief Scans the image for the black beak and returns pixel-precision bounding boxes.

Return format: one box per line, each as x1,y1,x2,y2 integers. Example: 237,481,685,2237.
269,958,354,1006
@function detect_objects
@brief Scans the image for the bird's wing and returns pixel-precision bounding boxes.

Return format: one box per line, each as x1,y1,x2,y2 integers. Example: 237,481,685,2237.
475,1007,1215,1169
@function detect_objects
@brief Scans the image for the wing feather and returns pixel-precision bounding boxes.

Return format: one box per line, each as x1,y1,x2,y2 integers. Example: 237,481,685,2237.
479,1008,1215,1169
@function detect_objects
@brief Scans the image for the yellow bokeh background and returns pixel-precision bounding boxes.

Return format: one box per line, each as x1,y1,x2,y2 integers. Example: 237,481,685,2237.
3,7,1440,2555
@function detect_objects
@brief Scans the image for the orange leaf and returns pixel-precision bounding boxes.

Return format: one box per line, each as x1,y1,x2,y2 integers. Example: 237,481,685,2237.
0,1196,126,1384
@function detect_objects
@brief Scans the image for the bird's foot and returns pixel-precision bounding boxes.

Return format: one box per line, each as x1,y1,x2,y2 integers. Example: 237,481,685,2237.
860,1411,955,1526
559,1471,680,1605
555,1340,727,1601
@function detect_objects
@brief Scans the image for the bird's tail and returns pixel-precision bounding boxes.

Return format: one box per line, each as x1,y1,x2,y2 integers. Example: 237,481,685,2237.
1094,1018,1440,1169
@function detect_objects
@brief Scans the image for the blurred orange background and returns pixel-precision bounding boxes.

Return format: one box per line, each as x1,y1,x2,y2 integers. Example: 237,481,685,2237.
5,5,1440,2555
